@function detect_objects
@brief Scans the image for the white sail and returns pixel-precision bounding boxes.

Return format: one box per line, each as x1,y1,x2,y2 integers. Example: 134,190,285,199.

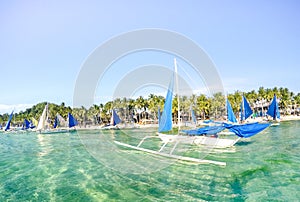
37,104,48,130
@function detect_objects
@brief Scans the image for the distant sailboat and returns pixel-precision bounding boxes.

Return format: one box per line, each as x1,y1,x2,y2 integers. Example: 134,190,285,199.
68,113,78,128
4,111,14,131
36,104,49,132
110,109,121,126
266,94,280,125
101,109,121,129
21,119,31,130
226,98,237,123
240,95,253,122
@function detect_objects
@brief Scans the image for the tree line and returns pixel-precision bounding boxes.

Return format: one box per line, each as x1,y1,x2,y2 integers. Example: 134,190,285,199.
1,87,299,126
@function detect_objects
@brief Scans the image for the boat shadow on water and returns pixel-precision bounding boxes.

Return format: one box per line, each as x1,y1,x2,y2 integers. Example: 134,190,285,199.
235,140,253,146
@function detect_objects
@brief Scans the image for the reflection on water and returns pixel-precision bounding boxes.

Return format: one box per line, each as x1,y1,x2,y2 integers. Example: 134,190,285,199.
36,134,52,157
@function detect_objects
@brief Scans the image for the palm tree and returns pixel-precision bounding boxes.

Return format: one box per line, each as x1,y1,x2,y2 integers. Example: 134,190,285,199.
87,104,100,124
148,94,162,120
135,96,148,121
196,94,210,120
210,92,225,119
258,87,266,100
279,87,292,115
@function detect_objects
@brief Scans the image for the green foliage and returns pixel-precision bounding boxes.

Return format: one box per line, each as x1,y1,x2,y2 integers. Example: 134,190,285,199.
1,86,299,126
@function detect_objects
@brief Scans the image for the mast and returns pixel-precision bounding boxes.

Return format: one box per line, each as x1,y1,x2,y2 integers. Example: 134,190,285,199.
174,58,180,133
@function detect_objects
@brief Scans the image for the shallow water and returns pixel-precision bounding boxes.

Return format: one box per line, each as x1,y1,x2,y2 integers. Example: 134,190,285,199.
0,121,299,201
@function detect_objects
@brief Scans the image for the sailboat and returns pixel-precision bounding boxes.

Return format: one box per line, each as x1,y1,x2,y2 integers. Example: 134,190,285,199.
226,98,237,123
67,112,78,131
101,109,122,129
36,104,50,133
240,95,253,123
114,58,226,166
21,119,31,130
3,111,14,131
111,109,121,126
266,94,280,126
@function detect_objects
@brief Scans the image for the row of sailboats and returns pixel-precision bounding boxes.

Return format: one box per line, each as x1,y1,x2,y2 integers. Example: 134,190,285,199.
226,93,280,126
2,104,78,134
36,103,78,134
2,110,38,132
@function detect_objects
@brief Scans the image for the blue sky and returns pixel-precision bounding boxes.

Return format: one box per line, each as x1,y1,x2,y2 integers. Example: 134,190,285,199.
0,0,299,113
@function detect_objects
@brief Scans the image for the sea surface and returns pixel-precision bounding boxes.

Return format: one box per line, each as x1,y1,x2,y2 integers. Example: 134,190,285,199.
0,121,299,201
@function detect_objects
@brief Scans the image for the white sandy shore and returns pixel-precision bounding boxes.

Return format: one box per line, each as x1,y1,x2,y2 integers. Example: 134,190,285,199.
250,115,300,123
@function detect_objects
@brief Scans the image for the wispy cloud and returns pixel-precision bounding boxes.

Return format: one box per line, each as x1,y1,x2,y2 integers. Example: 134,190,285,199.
0,104,34,114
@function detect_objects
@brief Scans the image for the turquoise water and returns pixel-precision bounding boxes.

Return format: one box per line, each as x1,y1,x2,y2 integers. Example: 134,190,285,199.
0,121,299,201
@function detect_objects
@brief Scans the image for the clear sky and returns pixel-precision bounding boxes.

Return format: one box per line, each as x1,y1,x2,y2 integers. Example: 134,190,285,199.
0,0,299,113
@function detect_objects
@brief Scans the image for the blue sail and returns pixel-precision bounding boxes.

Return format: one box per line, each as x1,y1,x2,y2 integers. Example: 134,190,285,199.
226,99,237,123
22,119,30,130
68,113,78,128
4,111,14,131
158,74,174,132
266,95,280,120
111,109,121,126
224,122,270,138
240,95,253,121
190,106,197,124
